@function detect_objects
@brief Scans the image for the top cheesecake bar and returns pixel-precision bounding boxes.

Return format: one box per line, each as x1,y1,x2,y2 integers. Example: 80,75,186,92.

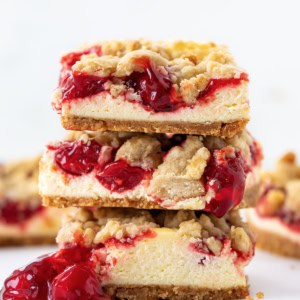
52,40,249,137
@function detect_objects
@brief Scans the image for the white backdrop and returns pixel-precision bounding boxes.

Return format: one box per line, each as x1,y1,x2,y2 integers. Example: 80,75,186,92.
1,1,300,299
1,0,300,167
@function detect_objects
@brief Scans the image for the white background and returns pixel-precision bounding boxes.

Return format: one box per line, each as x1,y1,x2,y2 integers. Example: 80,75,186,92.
1,0,300,299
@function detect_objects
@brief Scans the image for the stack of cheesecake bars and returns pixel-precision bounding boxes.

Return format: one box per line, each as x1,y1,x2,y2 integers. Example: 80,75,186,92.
2,40,263,300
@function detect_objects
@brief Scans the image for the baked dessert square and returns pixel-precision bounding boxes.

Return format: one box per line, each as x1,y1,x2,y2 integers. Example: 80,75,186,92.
247,152,300,258
1,208,254,299
39,130,262,217
0,156,62,245
52,40,249,137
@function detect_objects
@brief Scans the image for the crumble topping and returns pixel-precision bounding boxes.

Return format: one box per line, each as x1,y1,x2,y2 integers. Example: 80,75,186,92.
48,130,257,203
57,40,246,106
57,207,254,256
0,157,40,202
259,152,300,214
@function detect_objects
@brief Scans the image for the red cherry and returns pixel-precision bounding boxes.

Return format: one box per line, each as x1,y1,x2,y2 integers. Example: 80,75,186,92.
125,59,177,112
1,256,57,300
96,160,146,193
203,147,247,217
55,140,101,176
51,264,106,300
0,199,44,225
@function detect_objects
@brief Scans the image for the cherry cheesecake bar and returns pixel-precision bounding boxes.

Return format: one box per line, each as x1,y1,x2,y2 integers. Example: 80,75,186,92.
248,152,300,258
39,130,262,217
52,40,249,137
0,157,61,245
1,208,254,300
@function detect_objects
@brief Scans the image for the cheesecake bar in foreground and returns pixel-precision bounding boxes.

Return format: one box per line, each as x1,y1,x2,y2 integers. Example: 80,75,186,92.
40,130,262,217
0,157,61,245
52,40,249,137
1,208,254,300
248,152,300,258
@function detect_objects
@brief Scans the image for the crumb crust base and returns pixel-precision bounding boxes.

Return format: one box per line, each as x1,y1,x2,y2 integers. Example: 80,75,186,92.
61,116,248,138
104,285,249,300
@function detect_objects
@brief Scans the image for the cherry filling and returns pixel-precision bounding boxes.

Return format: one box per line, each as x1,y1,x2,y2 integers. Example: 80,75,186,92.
125,59,179,112
278,208,300,232
257,187,300,232
61,45,102,70
54,140,102,176
197,73,248,102
57,54,248,113
60,71,109,101
0,198,44,225
1,246,108,300
203,147,247,218
53,141,147,193
96,160,148,193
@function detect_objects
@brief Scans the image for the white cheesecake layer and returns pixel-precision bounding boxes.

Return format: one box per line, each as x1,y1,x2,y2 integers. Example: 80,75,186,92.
0,207,61,239
62,83,249,124
101,228,246,288
39,150,258,210
247,209,300,244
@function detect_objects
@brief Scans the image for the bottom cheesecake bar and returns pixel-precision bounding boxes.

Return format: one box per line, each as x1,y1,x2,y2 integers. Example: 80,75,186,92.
0,156,62,245
1,208,254,300
247,152,300,258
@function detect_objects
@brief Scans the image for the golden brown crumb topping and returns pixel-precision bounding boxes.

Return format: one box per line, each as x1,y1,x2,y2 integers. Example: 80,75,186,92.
0,157,40,202
57,207,254,256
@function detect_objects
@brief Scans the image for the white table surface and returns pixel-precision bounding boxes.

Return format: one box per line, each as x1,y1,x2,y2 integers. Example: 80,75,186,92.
0,246,300,299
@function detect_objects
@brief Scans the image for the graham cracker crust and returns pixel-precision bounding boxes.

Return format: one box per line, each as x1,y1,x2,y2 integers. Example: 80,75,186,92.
61,116,248,138
42,183,258,210
0,236,55,247
104,285,249,300
249,218,300,258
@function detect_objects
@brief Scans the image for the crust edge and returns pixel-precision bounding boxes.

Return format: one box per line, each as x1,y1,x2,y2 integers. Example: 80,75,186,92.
61,116,248,138
0,236,55,247
248,216,300,258
104,284,249,300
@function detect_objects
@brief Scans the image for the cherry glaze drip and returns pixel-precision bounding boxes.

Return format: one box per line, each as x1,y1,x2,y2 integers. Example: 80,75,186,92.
1,246,108,300
203,147,247,217
55,140,102,176
0,199,44,225
96,160,147,193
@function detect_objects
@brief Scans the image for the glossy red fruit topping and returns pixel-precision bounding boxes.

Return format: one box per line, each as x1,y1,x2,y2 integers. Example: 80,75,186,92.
125,58,179,112
61,45,102,70
278,208,300,232
197,73,248,102
0,199,44,225
96,160,147,193
1,256,58,300
203,147,247,217
51,264,107,300
60,71,109,101
55,140,101,176
1,246,108,300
